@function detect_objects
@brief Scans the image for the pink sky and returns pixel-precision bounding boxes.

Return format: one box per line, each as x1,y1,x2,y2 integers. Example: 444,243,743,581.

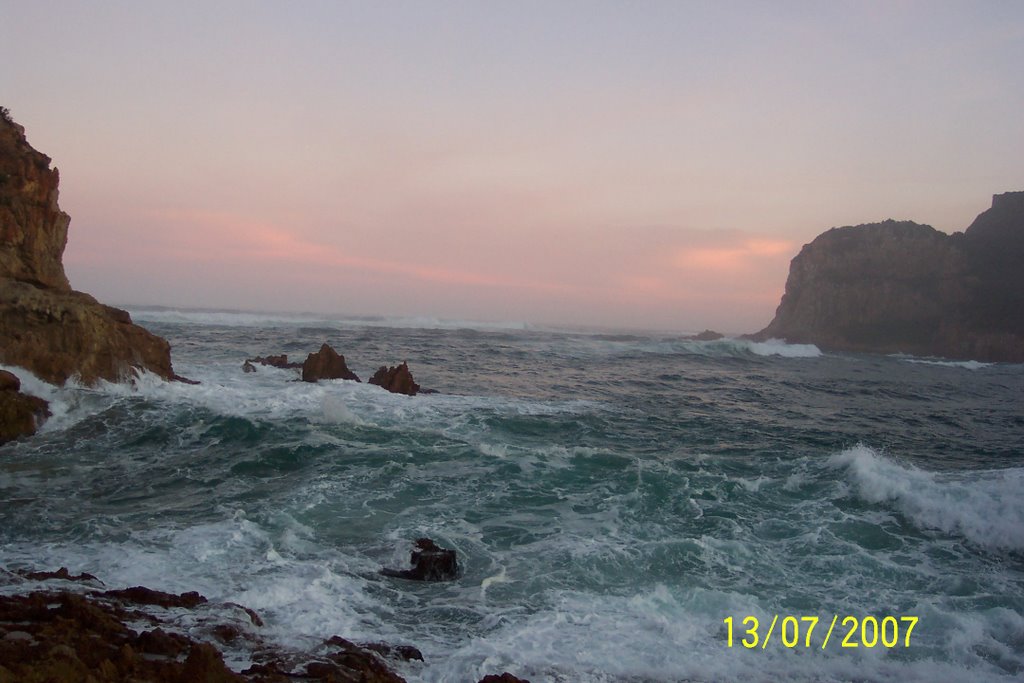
6,2,1023,332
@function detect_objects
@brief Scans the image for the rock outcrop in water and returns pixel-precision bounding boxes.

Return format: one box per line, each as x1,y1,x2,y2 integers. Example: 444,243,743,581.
0,568,411,682
0,110,180,385
368,362,420,396
247,354,302,370
301,343,360,382
754,192,1024,362
381,538,458,581
0,368,49,444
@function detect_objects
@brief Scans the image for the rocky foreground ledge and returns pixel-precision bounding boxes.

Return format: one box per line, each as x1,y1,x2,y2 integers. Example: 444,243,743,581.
0,568,528,683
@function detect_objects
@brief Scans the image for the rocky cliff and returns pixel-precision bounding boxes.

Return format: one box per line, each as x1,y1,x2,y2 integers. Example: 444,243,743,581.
754,193,1024,362
0,110,177,385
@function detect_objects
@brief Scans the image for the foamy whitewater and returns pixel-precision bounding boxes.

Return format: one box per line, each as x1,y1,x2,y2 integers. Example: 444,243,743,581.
2,309,1022,682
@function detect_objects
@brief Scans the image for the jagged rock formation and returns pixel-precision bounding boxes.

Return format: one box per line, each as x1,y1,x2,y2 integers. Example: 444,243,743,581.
381,538,458,582
301,343,360,383
0,369,49,444
0,111,179,385
754,193,1024,362
368,362,420,396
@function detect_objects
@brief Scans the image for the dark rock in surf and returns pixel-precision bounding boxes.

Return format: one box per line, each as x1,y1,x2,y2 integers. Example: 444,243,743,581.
102,586,208,609
360,641,425,662
248,353,302,369
242,360,256,373
381,538,458,582
478,675,532,683
322,636,409,681
0,369,49,444
301,343,360,383
19,567,100,583
368,361,420,396
685,329,724,341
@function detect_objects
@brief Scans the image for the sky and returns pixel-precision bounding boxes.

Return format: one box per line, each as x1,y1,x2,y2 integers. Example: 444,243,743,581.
4,1,1023,333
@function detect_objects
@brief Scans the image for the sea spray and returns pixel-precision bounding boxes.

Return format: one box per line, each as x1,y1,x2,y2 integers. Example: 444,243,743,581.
2,314,1022,681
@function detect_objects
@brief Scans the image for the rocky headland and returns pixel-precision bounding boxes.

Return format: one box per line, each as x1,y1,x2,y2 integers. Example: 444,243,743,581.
754,192,1024,362
0,110,179,388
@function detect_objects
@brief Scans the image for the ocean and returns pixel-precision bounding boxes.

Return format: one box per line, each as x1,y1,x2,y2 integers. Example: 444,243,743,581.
2,309,1022,682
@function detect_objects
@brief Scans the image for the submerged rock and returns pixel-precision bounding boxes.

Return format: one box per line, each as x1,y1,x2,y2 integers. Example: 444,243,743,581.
368,362,420,396
0,111,181,385
248,354,302,369
685,329,724,341
0,368,49,444
381,538,458,581
19,567,100,583
301,343,360,383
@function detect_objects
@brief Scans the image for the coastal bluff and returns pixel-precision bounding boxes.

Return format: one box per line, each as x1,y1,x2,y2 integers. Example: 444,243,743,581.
754,192,1024,362
0,110,176,386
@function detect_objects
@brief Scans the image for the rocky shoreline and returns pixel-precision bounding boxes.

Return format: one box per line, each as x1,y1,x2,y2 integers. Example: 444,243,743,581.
0,567,527,683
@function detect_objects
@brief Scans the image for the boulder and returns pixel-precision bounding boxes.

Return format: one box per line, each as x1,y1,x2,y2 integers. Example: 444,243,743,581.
0,111,181,385
368,362,420,396
381,538,458,581
0,368,19,391
0,368,49,444
301,343,360,383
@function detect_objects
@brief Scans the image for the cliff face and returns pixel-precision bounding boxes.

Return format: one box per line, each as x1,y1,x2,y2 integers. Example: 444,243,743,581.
0,111,176,385
755,193,1024,362
0,118,71,290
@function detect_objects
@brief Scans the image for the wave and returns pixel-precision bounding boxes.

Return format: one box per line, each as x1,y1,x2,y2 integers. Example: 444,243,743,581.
126,307,530,332
561,336,823,360
901,358,993,370
829,445,1024,552
743,338,822,358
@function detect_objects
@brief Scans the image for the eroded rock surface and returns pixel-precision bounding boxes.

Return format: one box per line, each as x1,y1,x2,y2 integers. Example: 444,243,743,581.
754,193,1024,362
368,362,420,396
0,111,179,385
0,368,49,444
381,538,458,582
301,343,360,383
0,569,412,683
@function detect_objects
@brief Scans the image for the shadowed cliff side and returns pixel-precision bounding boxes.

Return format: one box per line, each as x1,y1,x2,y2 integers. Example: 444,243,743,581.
753,193,1024,362
0,109,177,385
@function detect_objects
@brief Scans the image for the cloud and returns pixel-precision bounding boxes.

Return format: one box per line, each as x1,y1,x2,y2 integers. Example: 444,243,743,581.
670,237,793,273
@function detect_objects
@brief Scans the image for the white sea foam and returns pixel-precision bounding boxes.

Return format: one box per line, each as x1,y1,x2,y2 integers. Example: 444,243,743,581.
830,445,1024,551
744,338,822,358
902,358,993,370
126,307,529,332
428,584,1013,683
560,336,823,360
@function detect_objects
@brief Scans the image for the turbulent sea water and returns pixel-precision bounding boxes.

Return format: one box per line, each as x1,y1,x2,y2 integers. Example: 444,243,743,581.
2,309,1023,682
